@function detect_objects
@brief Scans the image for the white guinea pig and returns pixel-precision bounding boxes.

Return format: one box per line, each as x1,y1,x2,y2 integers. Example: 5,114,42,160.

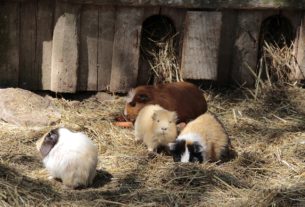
36,127,98,189
134,104,177,152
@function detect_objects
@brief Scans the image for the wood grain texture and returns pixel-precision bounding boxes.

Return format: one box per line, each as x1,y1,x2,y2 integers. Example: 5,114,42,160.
231,11,266,86
0,2,19,87
295,14,305,80
79,6,98,91
181,11,222,80
51,1,80,92
54,0,305,9
37,0,54,90
19,0,37,89
97,6,115,91
110,7,143,92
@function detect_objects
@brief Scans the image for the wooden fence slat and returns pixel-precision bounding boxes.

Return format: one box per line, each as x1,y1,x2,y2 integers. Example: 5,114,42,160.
37,0,54,90
19,0,37,89
79,6,98,91
181,11,222,80
97,6,115,91
0,2,19,87
51,1,80,93
110,7,143,92
296,14,305,79
231,11,265,86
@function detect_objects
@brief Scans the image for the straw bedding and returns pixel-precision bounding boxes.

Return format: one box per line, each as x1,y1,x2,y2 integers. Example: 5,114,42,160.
0,84,305,207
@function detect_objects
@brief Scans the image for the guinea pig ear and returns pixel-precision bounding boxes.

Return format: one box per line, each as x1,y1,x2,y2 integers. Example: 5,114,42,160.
152,112,157,121
193,141,204,153
40,130,59,157
172,112,178,122
138,94,149,103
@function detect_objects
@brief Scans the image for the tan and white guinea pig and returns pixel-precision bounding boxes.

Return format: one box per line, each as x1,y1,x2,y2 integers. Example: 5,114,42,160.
168,112,236,163
134,104,178,152
36,127,98,189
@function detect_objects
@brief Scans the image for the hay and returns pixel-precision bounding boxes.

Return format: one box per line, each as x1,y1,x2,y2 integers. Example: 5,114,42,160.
1,86,305,206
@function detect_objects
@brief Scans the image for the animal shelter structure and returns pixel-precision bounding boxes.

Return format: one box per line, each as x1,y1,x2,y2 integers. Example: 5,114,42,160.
1,0,305,93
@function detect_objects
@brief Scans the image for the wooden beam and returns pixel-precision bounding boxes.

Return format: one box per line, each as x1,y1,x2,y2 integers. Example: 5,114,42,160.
55,0,305,10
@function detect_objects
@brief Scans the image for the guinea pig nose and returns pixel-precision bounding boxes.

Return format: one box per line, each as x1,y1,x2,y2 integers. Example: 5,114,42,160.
161,127,167,131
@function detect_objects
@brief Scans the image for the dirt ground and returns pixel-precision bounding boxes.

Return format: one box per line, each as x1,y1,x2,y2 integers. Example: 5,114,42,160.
1,85,305,207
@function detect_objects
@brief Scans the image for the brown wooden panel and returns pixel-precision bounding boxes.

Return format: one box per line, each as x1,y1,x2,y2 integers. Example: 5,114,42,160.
296,14,305,80
55,0,305,10
37,0,54,90
110,7,143,92
79,6,98,91
0,2,19,87
181,11,222,80
19,0,37,89
231,11,265,86
51,1,80,93
97,6,115,91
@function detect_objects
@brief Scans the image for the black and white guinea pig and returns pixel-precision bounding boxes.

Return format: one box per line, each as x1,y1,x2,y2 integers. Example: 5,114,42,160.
36,127,98,189
168,112,236,163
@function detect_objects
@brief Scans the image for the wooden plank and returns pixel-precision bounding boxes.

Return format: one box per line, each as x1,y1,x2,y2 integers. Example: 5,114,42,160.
0,2,19,87
55,0,305,10
181,11,222,80
19,0,37,89
216,11,237,84
37,0,54,90
295,14,305,80
231,11,266,86
110,7,143,92
78,6,98,91
97,6,115,91
51,1,80,93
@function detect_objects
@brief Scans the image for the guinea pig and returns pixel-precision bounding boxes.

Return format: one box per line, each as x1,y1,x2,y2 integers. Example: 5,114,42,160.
168,112,236,163
124,82,207,123
134,104,178,152
36,127,98,189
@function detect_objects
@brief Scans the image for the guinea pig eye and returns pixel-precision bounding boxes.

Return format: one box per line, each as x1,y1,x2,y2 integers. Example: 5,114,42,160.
129,102,136,107
157,120,160,123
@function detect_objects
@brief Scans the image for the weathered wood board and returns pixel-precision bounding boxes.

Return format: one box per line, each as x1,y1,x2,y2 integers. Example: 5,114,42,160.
296,14,305,80
0,2,19,87
181,11,222,80
51,1,80,93
37,0,54,90
110,7,143,92
231,11,265,86
79,6,98,91
19,1,37,89
97,6,116,91
59,0,305,10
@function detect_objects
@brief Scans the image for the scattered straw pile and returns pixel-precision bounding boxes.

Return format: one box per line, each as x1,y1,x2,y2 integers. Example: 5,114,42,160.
1,84,305,206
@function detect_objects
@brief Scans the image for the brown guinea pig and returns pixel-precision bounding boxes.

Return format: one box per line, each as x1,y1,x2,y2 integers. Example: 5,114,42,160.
124,82,207,123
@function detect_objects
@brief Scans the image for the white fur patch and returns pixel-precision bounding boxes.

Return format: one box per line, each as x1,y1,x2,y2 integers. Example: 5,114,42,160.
126,89,135,103
181,147,190,163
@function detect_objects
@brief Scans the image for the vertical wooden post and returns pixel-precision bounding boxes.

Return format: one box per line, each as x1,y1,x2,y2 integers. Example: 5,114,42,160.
110,7,143,93
51,1,80,93
181,11,222,80
0,2,19,87
97,6,115,91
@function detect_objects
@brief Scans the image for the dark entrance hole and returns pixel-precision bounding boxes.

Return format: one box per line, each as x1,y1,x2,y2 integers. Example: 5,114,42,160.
137,15,180,85
258,15,295,83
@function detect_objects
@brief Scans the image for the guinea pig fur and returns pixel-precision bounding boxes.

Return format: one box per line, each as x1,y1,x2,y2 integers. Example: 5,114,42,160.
124,82,207,123
36,127,98,189
168,112,236,163
134,104,178,152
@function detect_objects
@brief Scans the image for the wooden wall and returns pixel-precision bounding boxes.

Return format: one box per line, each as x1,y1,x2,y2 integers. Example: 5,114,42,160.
0,0,305,92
